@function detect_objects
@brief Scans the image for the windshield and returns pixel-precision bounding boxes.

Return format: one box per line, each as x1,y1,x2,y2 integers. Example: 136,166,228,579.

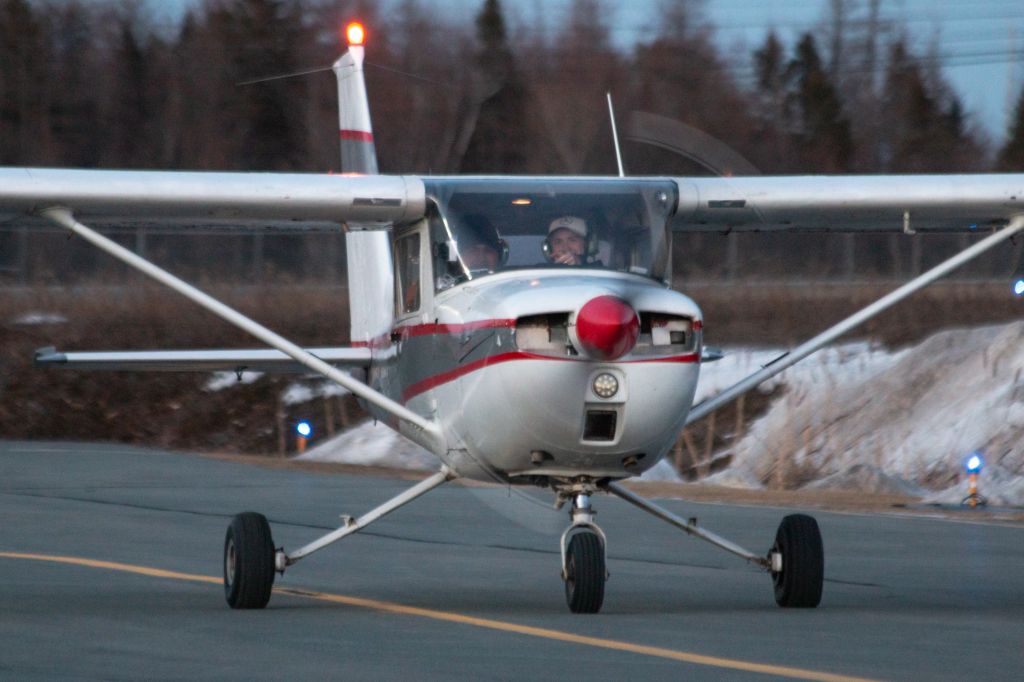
425,178,676,290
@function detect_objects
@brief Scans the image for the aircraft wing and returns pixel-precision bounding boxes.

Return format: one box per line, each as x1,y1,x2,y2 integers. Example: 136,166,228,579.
673,174,1024,232
4,167,1024,234
0,168,426,229
33,346,371,373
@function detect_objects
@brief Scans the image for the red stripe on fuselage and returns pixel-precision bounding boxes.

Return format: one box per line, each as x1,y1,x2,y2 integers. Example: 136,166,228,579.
401,351,558,403
400,351,700,403
339,129,375,142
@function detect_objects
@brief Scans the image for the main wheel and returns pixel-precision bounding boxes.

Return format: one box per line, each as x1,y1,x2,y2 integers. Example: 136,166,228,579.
770,514,823,608
224,512,276,609
564,531,605,614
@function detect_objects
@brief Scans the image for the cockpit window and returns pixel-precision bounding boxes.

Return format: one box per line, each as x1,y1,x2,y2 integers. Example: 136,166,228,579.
426,179,675,290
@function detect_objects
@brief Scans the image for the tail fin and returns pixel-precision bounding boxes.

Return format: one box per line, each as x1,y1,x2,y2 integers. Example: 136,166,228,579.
334,22,393,347
333,22,379,174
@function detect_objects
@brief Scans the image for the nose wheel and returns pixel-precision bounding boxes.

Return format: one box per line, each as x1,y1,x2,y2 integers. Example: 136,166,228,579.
564,531,605,613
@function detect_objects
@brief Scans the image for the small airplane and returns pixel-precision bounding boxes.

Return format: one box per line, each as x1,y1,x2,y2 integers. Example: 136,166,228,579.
3,22,1023,614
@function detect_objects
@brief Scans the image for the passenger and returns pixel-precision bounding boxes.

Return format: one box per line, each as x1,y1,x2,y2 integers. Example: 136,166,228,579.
544,215,588,265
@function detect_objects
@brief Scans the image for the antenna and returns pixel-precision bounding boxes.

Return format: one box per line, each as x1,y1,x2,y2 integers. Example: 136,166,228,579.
606,92,625,177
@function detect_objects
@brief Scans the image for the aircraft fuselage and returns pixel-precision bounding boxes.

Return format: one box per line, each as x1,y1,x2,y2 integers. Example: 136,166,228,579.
365,269,702,482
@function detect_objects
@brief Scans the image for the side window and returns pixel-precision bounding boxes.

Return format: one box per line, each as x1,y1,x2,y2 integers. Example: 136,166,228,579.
396,233,421,314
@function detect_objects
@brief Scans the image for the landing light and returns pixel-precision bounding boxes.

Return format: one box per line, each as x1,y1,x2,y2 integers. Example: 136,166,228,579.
1014,279,1024,296
593,373,619,399
512,198,532,206
296,421,313,438
346,21,365,46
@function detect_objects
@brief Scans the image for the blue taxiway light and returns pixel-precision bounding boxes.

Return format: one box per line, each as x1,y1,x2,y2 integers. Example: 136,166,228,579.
296,421,312,438
966,454,983,474
1014,279,1024,296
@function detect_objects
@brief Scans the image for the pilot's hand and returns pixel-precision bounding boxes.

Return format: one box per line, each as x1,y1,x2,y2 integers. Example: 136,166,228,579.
554,252,579,265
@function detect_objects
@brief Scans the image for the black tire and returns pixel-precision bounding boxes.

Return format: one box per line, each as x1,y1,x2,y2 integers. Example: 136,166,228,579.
224,512,275,609
564,531,605,614
770,514,823,608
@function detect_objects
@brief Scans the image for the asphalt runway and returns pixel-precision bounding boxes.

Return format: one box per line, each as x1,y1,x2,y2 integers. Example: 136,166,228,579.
1,441,1022,681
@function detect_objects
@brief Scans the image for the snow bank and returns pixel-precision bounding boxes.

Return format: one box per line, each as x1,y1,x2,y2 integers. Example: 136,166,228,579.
298,419,436,470
710,322,1024,505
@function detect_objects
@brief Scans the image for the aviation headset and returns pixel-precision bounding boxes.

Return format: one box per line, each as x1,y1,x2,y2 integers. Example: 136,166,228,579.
460,214,510,266
542,215,599,263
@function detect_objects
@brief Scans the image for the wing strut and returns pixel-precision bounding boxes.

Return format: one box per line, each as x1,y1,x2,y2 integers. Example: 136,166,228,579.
686,215,1024,426
40,207,440,441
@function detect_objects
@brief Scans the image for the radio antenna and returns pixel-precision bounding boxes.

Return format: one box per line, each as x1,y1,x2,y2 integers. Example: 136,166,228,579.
606,92,625,177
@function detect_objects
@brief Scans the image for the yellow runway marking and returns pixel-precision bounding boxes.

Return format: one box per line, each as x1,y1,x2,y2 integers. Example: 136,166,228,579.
1,551,878,682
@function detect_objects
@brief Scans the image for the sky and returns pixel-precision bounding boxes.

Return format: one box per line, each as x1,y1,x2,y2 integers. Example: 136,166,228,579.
151,0,1023,144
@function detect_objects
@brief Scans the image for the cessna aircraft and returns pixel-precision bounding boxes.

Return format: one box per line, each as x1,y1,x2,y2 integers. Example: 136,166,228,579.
3,22,1023,614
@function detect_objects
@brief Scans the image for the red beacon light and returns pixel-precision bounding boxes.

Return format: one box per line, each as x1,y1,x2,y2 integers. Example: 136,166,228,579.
346,22,366,47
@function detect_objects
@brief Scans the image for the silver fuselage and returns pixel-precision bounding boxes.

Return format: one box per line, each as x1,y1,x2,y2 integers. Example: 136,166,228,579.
362,269,702,483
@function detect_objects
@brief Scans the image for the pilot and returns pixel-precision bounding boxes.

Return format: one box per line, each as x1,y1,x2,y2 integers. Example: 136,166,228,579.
544,215,588,266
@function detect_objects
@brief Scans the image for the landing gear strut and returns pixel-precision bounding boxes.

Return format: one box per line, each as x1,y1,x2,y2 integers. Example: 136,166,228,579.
222,468,455,609
555,482,800,614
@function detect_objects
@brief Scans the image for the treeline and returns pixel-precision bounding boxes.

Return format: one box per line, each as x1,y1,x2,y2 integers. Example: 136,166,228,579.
4,0,1024,174
2,0,1023,282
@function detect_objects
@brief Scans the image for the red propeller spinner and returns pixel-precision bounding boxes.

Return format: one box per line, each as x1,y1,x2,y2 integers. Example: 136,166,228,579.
572,295,639,361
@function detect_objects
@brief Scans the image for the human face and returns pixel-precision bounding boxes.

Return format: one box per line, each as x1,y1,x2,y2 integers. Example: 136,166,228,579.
463,242,499,271
548,228,585,265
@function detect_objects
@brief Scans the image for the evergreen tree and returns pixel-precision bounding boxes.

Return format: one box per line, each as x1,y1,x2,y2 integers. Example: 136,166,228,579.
0,0,50,164
996,87,1024,171
630,0,757,174
749,31,791,170
534,0,621,173
103,17,152,167
880,40,980,172
786,33,852,171
204,0,308,170
46,3,103,166
458,0,528,173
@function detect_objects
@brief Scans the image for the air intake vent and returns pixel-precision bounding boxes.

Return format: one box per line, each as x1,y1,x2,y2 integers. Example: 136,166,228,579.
583,410,617,441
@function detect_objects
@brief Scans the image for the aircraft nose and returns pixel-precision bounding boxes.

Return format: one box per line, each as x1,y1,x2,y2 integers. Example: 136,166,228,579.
571,295,639,361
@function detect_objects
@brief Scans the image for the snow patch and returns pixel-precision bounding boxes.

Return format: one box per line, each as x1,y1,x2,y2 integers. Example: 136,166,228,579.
204,371,263,392
297,419,435,470
636,457,684,483
280,379,351,405
11,311,68,326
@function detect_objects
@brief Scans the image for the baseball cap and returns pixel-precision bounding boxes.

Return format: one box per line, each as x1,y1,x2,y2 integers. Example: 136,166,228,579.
548,215,587,237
